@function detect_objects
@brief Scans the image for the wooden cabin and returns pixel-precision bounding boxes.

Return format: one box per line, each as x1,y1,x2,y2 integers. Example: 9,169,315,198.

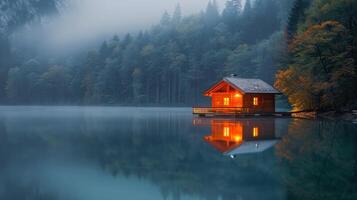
193,76,281,116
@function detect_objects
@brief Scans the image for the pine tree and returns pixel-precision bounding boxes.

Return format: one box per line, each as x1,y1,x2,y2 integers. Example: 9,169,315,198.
243,0,252,17
99,41,110,61
205,0,220,26
287,0,309,41
160,11,171,26
232,0,242,13
222,0,240,30
172,4,182,25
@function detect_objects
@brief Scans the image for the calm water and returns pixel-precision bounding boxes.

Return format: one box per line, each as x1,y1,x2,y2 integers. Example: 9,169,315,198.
0,106,356,200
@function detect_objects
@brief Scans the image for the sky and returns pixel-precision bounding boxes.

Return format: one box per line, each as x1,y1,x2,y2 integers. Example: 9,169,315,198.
13,0,228,54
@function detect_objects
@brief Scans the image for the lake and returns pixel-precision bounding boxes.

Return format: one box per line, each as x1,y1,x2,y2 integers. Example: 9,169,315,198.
0,106,356,200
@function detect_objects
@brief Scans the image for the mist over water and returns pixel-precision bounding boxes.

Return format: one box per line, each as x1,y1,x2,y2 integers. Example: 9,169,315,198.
1,106,356,200
11,0,227,55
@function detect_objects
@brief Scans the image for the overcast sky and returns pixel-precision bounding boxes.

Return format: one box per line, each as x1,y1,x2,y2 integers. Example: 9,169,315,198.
14,0,228,54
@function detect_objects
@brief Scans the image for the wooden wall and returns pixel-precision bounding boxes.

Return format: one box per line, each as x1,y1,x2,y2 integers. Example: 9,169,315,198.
243,93,275,112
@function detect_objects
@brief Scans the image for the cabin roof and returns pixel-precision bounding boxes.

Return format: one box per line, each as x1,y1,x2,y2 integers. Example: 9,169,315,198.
204,77,281,95
223,140,279,155
224,77,280,94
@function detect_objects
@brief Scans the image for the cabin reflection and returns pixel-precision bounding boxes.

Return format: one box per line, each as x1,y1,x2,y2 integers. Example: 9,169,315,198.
194,118,279,156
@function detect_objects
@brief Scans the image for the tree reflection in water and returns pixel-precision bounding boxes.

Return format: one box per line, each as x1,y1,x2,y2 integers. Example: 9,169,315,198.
0,107,356,200
276,119,357,200
0,111,286,200
88,117,285,200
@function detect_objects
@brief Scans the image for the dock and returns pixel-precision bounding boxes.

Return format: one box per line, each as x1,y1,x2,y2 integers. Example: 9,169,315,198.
192,107,293,117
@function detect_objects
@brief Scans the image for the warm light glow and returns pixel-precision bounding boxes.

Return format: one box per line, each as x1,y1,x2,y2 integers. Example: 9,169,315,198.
234,93,241,98
253,97,259,106
223,97,230,106
204,120,245,153
223,127,230,137
234,135,242,142
253,127,259,137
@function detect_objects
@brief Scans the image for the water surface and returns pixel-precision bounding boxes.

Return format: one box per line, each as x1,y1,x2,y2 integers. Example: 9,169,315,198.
0,106,356,200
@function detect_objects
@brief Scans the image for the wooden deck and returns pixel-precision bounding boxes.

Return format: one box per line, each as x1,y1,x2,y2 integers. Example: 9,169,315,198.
192,107,293,117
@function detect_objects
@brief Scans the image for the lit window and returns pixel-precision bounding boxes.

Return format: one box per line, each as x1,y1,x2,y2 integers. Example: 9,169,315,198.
224,98,230,106
223,127,230,137
253,127,259,137
253,97,259,106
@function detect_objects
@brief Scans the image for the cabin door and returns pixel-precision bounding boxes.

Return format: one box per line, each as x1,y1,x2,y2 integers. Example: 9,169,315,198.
231,93,243,107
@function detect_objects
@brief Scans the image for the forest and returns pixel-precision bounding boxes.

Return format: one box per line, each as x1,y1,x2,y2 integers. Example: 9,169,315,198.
0,0,356,111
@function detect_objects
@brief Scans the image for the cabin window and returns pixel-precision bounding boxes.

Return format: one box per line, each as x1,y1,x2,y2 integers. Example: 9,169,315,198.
223,127,230,137
223,97,230,106
253,127,259,137
253,97,259,106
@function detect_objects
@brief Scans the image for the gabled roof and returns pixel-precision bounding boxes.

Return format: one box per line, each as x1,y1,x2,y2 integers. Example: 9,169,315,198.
223,140,279,156
204,77,281,95
225,77,280,94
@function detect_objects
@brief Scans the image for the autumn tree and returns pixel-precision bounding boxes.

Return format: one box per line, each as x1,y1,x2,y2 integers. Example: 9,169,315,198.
276,21,356,111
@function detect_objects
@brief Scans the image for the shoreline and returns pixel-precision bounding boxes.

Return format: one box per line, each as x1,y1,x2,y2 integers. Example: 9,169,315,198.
293,110,357,123
0,105,356,123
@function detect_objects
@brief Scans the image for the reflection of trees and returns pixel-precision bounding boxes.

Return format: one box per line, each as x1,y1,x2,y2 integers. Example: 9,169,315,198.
0,114,285,200
0,120,8,171
2,112,357,200
78,120,284,200
0,180,58,200
0,119,58,200
276,119,357,200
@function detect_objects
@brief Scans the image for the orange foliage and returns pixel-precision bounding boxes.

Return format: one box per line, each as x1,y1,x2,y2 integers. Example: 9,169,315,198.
276,20,357,111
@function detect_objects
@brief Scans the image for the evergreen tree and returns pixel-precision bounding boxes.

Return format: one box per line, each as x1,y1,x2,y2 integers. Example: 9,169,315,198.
172,4,182,25
232,0,243,12
222,0,240,30
243,0,252,17
204,0,220,27
286,0,309,41
160,11,171,26
99,41,110,62
0,36,12,103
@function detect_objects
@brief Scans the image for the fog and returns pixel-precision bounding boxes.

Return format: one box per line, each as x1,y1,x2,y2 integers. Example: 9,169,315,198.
12,0,227,55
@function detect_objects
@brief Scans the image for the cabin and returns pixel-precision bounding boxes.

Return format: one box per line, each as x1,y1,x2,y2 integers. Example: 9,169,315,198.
193,76,281,116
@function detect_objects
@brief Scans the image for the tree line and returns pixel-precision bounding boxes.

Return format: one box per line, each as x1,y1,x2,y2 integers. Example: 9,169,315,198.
4,0,355,110
0,0,292,105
